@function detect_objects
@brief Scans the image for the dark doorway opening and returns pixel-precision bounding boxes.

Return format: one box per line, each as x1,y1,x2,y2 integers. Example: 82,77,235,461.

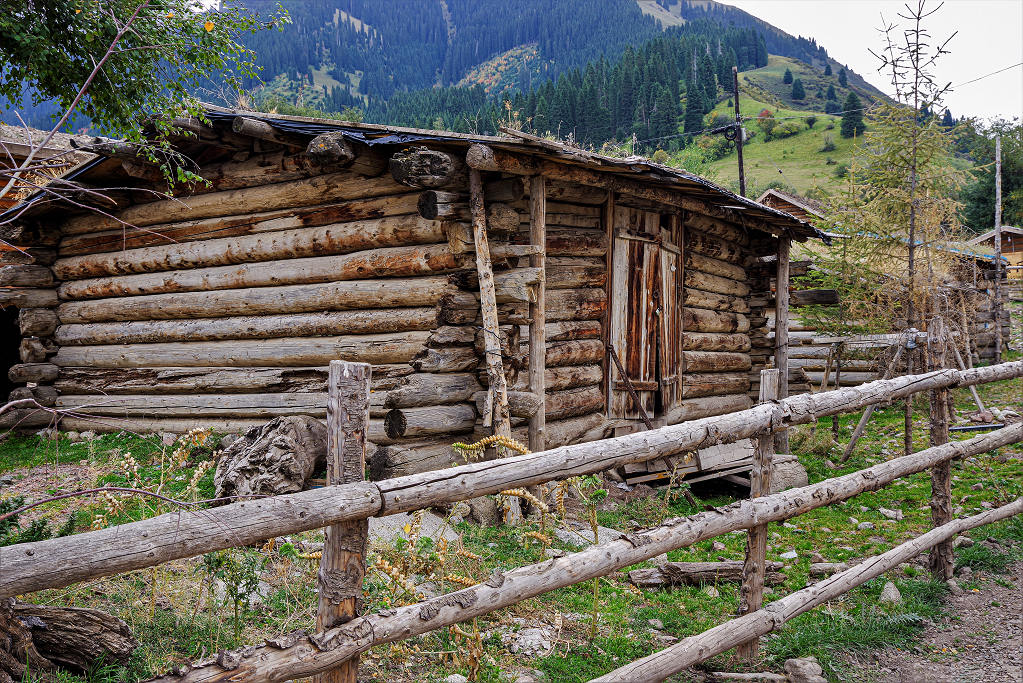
0,308,19,400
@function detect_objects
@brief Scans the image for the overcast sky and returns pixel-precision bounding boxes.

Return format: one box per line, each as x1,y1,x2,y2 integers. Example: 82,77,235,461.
724,0,1023,121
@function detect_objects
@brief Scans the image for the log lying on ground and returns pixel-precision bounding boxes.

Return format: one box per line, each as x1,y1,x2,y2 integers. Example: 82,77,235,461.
628,561,785,589
58,244,459,300
58,193,425,257
52,331,431,368
683,332,752,353
0,265,53,287
137,427,1023,683
19,308,59,337
595,499,1023,682
2,600,136,675
0,288,58,308
8,363,59,384
55,308,438,346
62,172,409,235
54,215,448,281
58,276,451,323
684,308,750,333
3,367,1020,600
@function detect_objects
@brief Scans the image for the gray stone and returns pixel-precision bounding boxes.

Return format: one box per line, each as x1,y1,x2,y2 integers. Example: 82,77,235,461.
970,483,983,491
369,510,458,543
879,581,902,605
161,432,178,446
768,459,808,493
651,553,669,564
878,507,904,521
507,627,552,655
467,496,501,527
953,536,974,549
647,618,664,630
711,541,726,552
857,521,875,531
848,517,859,526
779,550,798,560
702,586,720,598
783,657,827,683
79,430,97,440
544,548,566,558
64,431,81,443
946,579,964,595
0,474,13,488
444,675,469,683
553,525,623,549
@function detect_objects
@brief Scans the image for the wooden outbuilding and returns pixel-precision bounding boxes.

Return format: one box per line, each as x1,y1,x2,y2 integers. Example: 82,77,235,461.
0,110,822,481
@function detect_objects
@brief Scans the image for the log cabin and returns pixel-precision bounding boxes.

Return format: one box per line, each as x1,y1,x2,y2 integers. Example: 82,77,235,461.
0,109,824,482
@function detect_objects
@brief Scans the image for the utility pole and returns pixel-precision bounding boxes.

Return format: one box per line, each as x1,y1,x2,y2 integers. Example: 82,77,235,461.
994,134,1003,363
732,66,746,197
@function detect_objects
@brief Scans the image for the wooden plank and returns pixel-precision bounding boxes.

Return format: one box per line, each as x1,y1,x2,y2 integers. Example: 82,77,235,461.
315,361,370,683
528,175,547,452
774,238,790,453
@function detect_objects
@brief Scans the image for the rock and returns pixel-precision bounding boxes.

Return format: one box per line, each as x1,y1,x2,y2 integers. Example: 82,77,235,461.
702,586,720,598
957,565,973,579
970,483,983,491
219,433,242,450
544,549,565,558
508,627,552,656
968,409,994,423
213,416,326,499
810,552,825,563
160,432,177,446
553,525,623,549
466,496,500,527
779,550,798,560
711,541,726,552
783,657,827,683
64,431,81,443
36,427,56,439
953,536,974,549
878,507,904,521
369,510,458,543
879,581,902,605
651,553,669,564
768,459,809,493
980,501,994,509
79,430,97,441
445,675,469,683
946,579,964,595
0,474,13,488
647,618,664,630
857,522,875,531
859,505,869,512
848,517,859,526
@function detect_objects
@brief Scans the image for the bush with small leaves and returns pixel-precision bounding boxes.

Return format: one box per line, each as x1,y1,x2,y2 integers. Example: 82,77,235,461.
805,115,818,129
819,134,836,152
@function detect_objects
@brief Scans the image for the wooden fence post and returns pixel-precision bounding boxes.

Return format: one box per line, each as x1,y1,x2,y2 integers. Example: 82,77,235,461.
528,174,547,453
736,368,780,661
928,321,953,580
774,237,790,454
315,360,371,683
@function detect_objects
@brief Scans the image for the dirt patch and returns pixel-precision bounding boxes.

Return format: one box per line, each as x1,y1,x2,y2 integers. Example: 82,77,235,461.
2,461,99,523
841,562,1023,682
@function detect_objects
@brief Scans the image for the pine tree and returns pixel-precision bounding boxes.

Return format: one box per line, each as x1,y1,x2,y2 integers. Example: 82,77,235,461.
941,109,954,128
827,84,837,100
651,84,679,139
838,67,848,87
840,91,865,138
824,63,833,76
791,78,805,100
783,68,793,84
683,78,705,136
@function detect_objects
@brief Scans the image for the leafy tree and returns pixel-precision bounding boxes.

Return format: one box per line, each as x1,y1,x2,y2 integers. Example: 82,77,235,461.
756,108,777,137
791,78,805,100
825,100,841,114
840,91,864,137
826,84,837,100
838,67,848,87
959,118,1023,230
824,63,833,76
783,68,793,84
805,115,818,129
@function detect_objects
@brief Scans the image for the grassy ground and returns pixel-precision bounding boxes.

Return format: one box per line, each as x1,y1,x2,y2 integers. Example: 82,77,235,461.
1,373,1020,682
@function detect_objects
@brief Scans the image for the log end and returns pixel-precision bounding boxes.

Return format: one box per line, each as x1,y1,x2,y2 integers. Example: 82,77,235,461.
384,408,408,439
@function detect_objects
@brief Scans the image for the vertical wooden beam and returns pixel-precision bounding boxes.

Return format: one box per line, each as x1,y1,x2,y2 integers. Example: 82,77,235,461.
737,368,780,662
528,175,547,453
994,134,1003,364
928,321,953,581
315,360,371,683
469,168,519,523
832,342,843,439
774,236,790,453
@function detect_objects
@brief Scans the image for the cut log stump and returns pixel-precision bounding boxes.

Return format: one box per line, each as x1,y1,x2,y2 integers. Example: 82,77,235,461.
213,416,327,500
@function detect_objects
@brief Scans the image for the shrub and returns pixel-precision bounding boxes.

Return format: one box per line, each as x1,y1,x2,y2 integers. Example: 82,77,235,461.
833,163,849,178
825,156,837,165
771,120,802,139
791,78,805,100
805,115,818,129
825,121,836,130
819,134,836,152
710,113,732,128
756,108,777,137
825,100,841,114
651,149,670,164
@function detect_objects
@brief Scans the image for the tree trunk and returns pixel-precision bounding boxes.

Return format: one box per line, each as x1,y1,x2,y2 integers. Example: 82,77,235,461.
628,561,785,588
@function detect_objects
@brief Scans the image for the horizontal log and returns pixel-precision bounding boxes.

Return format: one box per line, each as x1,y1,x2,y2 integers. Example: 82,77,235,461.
410,347,479,373
55,215,448,281
304,135,387,177
55,308,437,346
664,394,753,425
803,370,877,386
546,339,604,367
682,372,750,398
8,363,59,384
685,252,746,282
383,404,477,439
19,308,59,337
544,385,604,421
683,351,752,373
684,308,750,334
231,116,305,147
0,265,52,287
544,320,603,342
390,148,466,189
682,332,752,353
511,365,602,392
628,560,784,588
476,390,543,418
685,270,751,297
59,193,424,257
2,365,1019,601
684,228,748,262
496,288,606,324
684,288,750,314
790,358,877,372
20,337,56,363
0,288,58,308
58,244,458,300
56,393,334,418
9,385,58,407
0,247,56,266
418,199,519,233
684,215,751,246
539,180,609,205
63,172,410,235
58,276,451,323
52,331,431,368
791,289,839,306
545,264,606,290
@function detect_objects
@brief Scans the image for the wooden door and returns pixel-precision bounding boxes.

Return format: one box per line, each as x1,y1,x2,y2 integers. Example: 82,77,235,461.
609,207,683,422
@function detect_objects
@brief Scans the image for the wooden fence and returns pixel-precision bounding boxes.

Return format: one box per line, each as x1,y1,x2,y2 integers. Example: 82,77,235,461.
2,360,1022,683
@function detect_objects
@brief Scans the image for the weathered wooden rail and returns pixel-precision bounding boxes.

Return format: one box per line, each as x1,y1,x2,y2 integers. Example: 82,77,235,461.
2,360,1021,683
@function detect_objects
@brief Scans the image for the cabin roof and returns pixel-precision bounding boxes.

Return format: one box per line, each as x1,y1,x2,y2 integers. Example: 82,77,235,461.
3,107,825,242
967,225,1023,245
756,189,825,219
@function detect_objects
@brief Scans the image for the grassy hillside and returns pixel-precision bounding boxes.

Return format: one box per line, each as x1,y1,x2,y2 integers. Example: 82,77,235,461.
743,55,884,112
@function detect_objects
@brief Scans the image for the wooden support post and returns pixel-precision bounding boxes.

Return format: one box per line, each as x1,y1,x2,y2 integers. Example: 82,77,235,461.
994,134,1003,364
469,168,520,523
315,361,371,683
840,341,906,463
928,321,953,581
774,237,790,453
832,343,843,439
736,368,779,662
528,175,547,453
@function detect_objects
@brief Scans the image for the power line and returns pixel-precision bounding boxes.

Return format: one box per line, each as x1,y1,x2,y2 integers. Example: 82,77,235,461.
951,62,1023,89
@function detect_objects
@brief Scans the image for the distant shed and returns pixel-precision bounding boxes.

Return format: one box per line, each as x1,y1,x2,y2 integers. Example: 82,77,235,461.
0,110,822,481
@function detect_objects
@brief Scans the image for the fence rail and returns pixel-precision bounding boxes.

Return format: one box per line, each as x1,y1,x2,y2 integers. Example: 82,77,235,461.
3,360,1022,683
